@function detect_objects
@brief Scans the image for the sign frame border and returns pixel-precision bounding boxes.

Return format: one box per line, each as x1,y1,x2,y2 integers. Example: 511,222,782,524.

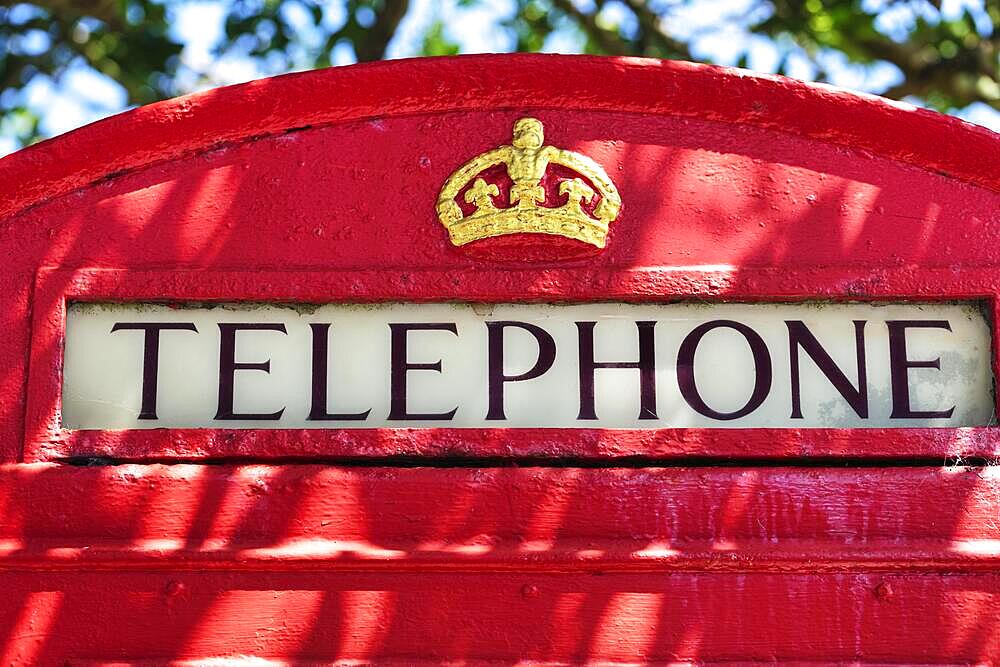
24,266,1000,462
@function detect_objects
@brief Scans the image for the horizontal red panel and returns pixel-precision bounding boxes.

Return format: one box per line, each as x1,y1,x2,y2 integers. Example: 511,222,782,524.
2,570,999,664
0,464,997,567
67,664,985,667
0,464,995,664
25,427,1000,467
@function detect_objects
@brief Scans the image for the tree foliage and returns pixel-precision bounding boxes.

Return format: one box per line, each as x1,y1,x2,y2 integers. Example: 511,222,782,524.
1,0,998,148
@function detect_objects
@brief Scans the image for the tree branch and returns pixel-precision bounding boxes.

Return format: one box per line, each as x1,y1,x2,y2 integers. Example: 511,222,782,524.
0,0,122,28
620,0,693,59
550,0,631,55
354,0,410,62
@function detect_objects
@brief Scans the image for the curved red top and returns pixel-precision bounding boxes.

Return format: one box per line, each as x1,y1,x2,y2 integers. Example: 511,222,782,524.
1,54,997,221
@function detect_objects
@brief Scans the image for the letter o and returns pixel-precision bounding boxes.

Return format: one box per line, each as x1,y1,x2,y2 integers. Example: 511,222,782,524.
676,320,773,420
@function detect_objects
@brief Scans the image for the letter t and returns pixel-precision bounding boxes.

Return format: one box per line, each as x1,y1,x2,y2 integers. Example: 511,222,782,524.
111,322,199,420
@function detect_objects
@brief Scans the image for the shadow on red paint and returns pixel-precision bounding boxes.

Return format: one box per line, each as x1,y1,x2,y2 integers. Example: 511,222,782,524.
0,79,998,663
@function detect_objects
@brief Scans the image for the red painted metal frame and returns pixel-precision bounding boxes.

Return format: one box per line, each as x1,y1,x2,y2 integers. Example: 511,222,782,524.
25,266,1000,462
4,56,1000,663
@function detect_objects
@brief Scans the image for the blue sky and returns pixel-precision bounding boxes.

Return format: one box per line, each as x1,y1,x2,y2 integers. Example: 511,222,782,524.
2,0,998,157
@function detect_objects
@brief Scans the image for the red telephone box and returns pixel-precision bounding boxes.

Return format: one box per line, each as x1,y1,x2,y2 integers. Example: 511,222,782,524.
1,55,1000,664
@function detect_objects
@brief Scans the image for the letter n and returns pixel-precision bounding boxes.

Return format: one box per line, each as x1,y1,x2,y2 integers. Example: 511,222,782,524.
786,320,868,419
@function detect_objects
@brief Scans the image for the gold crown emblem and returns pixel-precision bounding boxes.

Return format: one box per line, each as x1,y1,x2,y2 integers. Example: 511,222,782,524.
436,118,621,249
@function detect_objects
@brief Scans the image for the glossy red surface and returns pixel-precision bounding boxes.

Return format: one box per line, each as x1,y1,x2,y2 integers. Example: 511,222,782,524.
1,464,1000,663
1,55,999,663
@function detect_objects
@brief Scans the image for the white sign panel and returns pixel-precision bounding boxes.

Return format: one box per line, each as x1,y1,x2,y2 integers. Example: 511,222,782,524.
62,302,994,429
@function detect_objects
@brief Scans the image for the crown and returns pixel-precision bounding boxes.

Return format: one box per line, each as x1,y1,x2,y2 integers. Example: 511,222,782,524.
436,118,621,249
